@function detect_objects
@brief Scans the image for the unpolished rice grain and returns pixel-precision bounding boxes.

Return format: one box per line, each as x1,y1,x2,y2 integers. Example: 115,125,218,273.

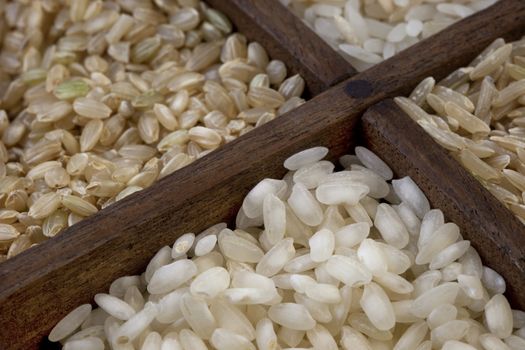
61,195,98,217
0,0,305,258
50,145,523,349
28,192,61,220
0,224,19,241
73,98,112,119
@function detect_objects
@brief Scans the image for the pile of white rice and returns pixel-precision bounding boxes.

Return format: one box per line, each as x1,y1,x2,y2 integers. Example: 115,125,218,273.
48,146,524,350
282,0,498,71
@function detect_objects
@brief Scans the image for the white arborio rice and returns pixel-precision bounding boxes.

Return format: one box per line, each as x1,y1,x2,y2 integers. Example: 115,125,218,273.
283,0,499,71
50,146,523,349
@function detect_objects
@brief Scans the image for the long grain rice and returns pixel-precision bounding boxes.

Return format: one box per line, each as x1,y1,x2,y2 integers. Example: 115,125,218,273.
398,37,525,224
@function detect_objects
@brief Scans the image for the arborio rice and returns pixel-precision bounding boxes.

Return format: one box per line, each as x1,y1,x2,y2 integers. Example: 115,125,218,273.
396,36,525,225
282,0,498,71
49,146,525,350
0,0,306,260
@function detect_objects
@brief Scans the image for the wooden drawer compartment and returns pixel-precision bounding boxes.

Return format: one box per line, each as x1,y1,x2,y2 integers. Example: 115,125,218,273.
0,0,524,348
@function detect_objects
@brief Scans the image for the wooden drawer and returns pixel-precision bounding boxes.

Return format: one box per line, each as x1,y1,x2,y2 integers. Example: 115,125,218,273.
0,0,524,348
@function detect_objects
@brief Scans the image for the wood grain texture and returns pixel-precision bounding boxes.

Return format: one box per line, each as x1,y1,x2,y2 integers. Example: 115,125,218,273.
362,99,525,310
205,0,356,96
0,0,524,348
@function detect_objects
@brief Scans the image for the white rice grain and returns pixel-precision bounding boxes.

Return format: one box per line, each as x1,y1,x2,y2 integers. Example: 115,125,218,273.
49,304,92,342
268,303,316,331
283,147,329,170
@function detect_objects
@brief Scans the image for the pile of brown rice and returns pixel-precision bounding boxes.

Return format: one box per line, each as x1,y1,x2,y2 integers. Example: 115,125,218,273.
0,0,305,260
396,37,525,225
